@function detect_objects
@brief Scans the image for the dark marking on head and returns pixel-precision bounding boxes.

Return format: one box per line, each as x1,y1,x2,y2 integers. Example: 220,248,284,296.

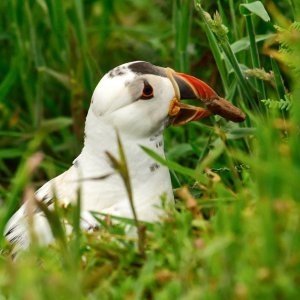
73,160,79,168
108,66,127,78
129,62,166,77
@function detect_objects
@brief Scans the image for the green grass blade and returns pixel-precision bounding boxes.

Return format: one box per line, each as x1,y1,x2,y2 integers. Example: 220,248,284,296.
240,1,271,22
195,3,255,110
195,2,229,94
241,1,267,100
270,57,286,100
173,0,193,72
141,145,207,183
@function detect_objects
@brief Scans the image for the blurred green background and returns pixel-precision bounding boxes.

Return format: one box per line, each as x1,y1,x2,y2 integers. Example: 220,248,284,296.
0,0,300,299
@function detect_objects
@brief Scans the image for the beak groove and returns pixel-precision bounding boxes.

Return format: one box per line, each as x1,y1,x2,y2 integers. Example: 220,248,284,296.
166,69,246,126
168,97,211,126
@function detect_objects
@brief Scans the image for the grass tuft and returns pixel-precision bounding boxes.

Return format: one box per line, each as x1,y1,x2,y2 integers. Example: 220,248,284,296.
0,0,299,298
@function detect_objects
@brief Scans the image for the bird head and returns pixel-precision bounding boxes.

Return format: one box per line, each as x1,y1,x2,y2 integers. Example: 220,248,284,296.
89,61,245,138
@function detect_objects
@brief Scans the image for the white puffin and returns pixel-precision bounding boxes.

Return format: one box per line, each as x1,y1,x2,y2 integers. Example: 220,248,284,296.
5,61,245,250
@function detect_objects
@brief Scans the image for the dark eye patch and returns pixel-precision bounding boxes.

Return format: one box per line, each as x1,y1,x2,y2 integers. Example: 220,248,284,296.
141,80,154,100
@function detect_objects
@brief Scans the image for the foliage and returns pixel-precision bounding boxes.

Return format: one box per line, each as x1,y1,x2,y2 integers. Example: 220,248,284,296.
261,95,292,111
0,0,300,298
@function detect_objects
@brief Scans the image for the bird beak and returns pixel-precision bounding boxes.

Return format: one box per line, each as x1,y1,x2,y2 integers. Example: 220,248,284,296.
166,69,246,126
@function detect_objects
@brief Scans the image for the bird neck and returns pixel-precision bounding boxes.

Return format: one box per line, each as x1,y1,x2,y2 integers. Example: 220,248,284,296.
77,109,165,178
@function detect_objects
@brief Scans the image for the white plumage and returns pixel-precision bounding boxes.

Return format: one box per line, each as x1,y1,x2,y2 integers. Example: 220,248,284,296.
5,61,245,251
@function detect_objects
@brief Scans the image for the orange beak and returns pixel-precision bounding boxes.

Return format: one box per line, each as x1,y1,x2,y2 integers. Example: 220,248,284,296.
166,69,246,126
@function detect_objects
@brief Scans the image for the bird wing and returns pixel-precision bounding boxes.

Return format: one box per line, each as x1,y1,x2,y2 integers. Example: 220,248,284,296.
4,166,79,251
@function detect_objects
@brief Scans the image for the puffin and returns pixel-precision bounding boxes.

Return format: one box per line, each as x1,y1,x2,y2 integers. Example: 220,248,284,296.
4,61,245,251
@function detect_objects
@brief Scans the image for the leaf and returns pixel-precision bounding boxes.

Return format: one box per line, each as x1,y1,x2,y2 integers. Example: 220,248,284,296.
141,146,207,183
0,55,21,101
37,66,71,89
166,143,193,160
261,97,292,111
107,131,145,257
196,138,225,172
240,1,270,22
201,235,233,258
40,117,73,133
0,148,24,159
194,5,229,94
225,127,256,139
270,57,286,100
36,200,67,248
231,34,275,53
0,153,44,243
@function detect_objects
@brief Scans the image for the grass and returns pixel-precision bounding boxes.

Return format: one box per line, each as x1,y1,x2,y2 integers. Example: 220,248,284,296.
0,0,300,298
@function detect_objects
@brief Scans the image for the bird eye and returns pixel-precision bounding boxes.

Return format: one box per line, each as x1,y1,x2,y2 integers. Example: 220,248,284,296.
141,81,154,100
